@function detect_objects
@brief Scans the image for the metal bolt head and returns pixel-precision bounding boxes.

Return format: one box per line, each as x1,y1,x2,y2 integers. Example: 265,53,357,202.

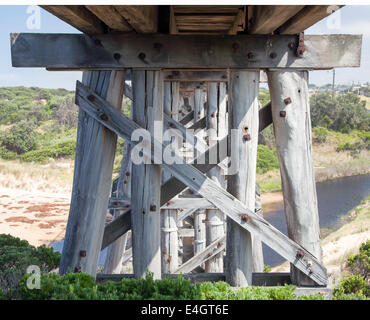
113,53,121,61
80,250,86,258
99,113,109,121
284,97,292,105
125,171,130,177
74,266,82,273
247,52,254,59
296,250,305,259
153,42,162,51
243,133,251,141
270,52,277,59
241,214,249,222
150,205,157,212
87,94,96,103
280,111,287,118
138,52,146,60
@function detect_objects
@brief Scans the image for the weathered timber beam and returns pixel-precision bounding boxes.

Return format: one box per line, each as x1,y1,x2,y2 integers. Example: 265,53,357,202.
177,208,197,223
277,5,344,35
188,116,206,131
163,71,228,82
259,102,272,132
249,5,304,34
114,5,158,33
40,6,105,35
76,81,327,286
174,235,226,274
85,5,133,31
162,198,215,210
101,209,131,250
178,228,195,238
11,33,362,70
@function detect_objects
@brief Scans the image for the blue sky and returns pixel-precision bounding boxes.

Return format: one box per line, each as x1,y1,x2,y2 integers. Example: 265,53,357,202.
0,5,369,89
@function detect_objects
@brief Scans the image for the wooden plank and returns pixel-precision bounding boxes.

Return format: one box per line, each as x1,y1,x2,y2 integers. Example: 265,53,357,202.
249,5,304,34
40,5,105,35
278,5,344,35
267,70,323,286
85,5,132,31
205,82,226,273
173,6,242,14
179,111,194,125
163,71,228,82
226,70,259,286
11,33,362,70
259,102,273,132
104,137,132,273
174,236,226,274
177,208,197,223
101,209,131,250
228,8,246,34
59,70,125,277
178,228,195,238
162,197,215,210
161,81,179,274
114,5,158,33
130,70,162,279
75,82,328,286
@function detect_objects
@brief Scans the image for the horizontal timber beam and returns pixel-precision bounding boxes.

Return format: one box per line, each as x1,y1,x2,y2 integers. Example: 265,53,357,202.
11,33,362,70
77,81,327,286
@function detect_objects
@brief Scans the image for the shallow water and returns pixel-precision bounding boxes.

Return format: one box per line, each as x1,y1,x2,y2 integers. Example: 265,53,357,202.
262,174,370,267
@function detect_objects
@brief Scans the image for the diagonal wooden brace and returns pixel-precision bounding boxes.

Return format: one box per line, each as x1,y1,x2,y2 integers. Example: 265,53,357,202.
174,235,226,274
76,81,327,286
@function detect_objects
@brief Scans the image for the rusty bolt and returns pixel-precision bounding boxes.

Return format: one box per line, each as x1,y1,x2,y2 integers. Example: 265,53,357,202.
80,250,86,258
288,42,295,50
296,250,305,259
284,97,292,105
167,201,174,206
221,75,227,79
241,214,249,223
125,171,130,177
87,94,96,103
211,112,216,118
247,52,254,59
280,111,286,118
74,266,82,273
142,209,146,215
217,242,222,248
150,205,157,212
94,39,103,47
138,52,146,60
309,269,314,275
123,180,128,185
99,113,109,121
167,255,172,264
113,53,121,61
232,42,239,52
270,52,277,59
243,133,251,141
208,253,212,257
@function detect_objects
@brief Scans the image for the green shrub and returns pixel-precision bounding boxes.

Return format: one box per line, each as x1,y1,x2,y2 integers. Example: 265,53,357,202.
0,146,18,160
0,234,60,299
263,265,271,273
20,140,76,163
257,145,279,174
313,127,329,144
347,241,369,280
333,275,369,300
0,120,37,154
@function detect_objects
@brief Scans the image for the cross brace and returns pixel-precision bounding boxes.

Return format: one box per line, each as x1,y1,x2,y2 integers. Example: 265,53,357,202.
76,81,327,285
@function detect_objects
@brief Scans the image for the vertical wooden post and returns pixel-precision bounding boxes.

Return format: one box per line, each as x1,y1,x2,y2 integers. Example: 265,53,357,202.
267,70,322,286
253,184,264,272
161,81,179,274
205,82,226,272
103,142,132,274
193,87,206,257
60,70,125,276
226,70,259,286
131,70,163,279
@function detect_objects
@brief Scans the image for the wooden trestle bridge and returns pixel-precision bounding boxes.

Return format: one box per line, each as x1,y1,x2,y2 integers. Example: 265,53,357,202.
10,5,362,289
